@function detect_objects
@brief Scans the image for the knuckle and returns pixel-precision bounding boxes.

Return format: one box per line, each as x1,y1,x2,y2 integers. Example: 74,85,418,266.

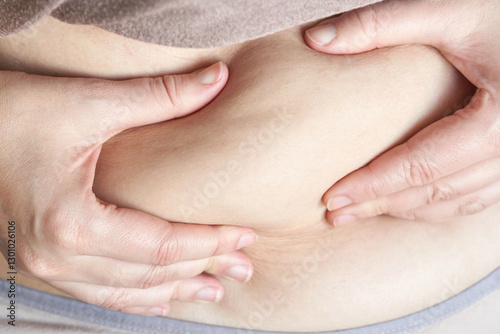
18,252,55,279
153,228,182,266
354,6,379,40
363,164,385,198
363,180,382,199
138,266,174,289
354,3,393,49
209,230,224,256
457,198,486,216
210,225,234,256
404,153,437,187
212,237,223,256
428,182,455,204
151,75,184,113
45,210,85,254
96,288,132,311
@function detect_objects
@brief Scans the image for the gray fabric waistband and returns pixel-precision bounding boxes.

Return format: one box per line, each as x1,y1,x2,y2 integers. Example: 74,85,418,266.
1,267,499,333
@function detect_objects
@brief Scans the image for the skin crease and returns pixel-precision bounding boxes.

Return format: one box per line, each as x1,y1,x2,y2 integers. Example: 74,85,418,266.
1,17,499,331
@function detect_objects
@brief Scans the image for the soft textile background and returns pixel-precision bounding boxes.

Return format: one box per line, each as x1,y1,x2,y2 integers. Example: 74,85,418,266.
0,0,382,47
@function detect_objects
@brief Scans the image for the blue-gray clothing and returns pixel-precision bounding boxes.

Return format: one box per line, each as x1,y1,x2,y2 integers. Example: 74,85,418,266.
1,267,499,333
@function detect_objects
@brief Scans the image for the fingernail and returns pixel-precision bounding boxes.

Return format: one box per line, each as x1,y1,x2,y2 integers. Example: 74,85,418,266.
327,196,352,211
333,215,357,227
195,287,222,303
225,265,252,283
197,62,223,84
236,232,258,250
306,24,337,45
147,307,167,317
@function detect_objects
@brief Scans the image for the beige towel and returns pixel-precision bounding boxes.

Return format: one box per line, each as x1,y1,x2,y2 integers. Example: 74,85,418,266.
0,0,382,48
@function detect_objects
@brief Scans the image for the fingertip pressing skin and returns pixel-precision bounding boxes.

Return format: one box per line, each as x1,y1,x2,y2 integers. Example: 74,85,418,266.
333,214,357,227
205,250,255,283
305,24,337,46
194,286,223,303
326,195,352,211
326,209,358,227
153,61,229,120
224,264,254,283
196,61,225,85
304,1,445,55
147,304,170,317
236,232,259,250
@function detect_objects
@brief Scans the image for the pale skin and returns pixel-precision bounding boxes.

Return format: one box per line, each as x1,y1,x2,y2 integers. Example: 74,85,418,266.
304,0,500,226
91,28,499,331
0,63,258,316
0,10,499,332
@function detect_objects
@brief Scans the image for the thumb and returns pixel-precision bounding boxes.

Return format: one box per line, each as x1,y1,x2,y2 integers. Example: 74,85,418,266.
78,62,228,143
304,0,461,54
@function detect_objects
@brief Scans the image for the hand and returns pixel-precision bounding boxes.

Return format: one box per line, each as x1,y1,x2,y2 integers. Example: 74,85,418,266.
304,0,500,225
0,62,257,316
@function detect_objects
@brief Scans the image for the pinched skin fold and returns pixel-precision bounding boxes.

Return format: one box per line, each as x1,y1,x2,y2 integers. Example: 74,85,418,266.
92,29,500,332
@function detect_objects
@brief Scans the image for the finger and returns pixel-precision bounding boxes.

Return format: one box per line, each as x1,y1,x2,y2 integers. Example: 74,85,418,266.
393,179,500,223
72,62,229,143
304,0,462,54
52,250,253,288
81,204,257,266
205,250,254,283
323,97,497,212
121,303,171,317
326,156,500,224
50,274,223,313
